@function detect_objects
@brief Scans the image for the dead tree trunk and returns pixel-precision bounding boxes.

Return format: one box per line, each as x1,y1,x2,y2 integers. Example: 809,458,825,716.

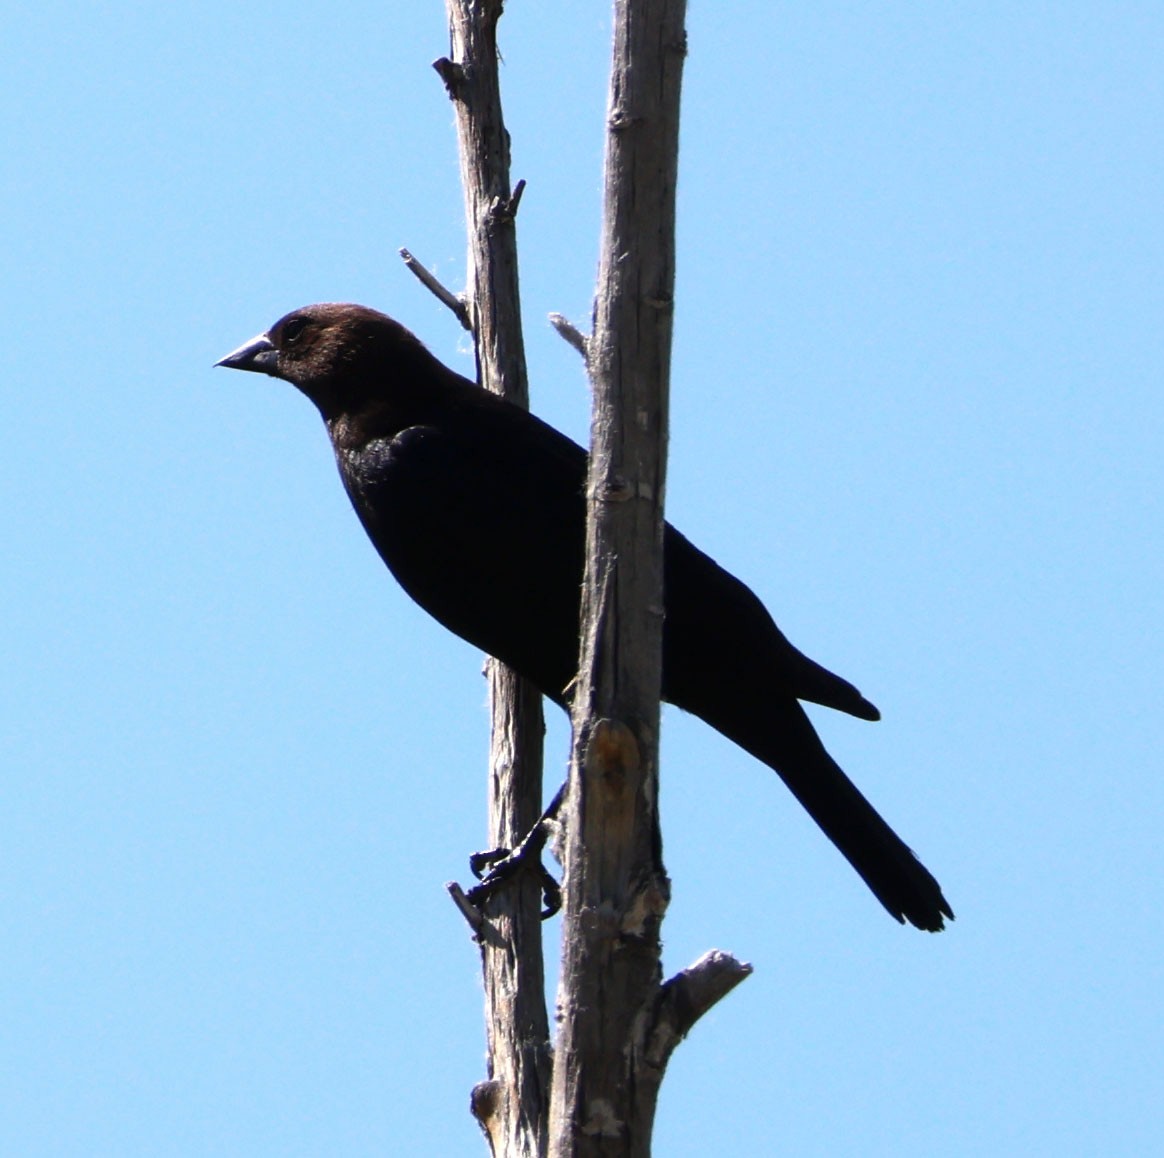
434,4,551,1156
416,4,752,1155
548,4,748,1156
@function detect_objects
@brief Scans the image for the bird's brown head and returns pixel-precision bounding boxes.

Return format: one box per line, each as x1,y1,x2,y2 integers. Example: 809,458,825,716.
215,303,438,421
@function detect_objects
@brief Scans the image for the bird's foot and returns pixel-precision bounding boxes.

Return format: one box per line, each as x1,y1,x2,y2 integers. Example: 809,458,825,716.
468,846,509,880
464,784,567,919
465,836,561,919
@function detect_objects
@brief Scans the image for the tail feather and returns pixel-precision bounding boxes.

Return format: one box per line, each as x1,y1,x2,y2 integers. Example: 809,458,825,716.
718,696,952,931
791,651,882,722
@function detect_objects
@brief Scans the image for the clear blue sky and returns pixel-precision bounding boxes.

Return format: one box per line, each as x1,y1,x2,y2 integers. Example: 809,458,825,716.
3,4,1161,1155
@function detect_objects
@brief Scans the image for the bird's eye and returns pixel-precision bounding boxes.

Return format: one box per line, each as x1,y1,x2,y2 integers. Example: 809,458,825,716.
281,316,309,345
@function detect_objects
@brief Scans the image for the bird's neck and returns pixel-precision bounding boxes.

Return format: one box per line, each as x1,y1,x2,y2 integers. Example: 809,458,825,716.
324,364,481,452
326,399,415,452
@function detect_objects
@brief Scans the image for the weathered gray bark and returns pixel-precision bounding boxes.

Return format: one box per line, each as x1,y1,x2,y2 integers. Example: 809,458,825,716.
547,4,748,1156
436,4,551,1156
418,4,752,1154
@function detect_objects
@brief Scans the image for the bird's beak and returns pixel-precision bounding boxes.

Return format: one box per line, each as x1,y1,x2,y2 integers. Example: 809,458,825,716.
215,333,279,375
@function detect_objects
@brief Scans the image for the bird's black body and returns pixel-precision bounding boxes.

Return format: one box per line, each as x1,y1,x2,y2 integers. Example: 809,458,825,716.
218,303,952,931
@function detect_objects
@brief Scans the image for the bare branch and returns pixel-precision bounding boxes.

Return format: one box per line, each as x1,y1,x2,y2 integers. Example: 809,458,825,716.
428,8,744,1156
646,951,753,1068
548,313,590,364
439,3,549,1155
549,3,691,1154
506,177,528,220
446,880,486,935
440,1,531,406
399,247,472,330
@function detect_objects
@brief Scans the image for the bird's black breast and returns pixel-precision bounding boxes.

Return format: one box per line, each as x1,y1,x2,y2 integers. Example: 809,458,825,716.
337,418,588,705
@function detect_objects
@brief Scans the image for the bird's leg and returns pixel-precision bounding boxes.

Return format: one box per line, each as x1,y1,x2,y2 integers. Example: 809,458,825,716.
465,783,566,918
467,847,509,878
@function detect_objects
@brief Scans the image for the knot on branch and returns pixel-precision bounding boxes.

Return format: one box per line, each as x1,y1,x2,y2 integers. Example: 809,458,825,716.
433,56,466,98
586,719,640,797
575,719,645,895
579,1098,624,1139
475,0,507,28
608,108,643,133
587,475,656,503
620,874,671,938
589,475,633,503
470,1079,504,1148
486,178,526,230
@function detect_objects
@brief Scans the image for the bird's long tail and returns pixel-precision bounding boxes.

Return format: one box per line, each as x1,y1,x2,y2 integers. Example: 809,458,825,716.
724,696,953,931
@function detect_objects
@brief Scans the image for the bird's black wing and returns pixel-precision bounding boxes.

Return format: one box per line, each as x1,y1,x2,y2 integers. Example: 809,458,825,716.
338,394,951,929
663,529,880,721
338,411,589,705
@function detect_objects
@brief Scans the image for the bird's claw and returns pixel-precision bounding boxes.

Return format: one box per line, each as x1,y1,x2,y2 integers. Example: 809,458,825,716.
469,846,511,880
465,841,561,919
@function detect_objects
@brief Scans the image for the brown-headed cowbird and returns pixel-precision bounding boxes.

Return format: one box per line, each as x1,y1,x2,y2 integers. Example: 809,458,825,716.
217,303,952,931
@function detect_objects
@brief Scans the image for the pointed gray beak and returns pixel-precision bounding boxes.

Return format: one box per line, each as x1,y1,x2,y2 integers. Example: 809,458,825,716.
215,332,279,375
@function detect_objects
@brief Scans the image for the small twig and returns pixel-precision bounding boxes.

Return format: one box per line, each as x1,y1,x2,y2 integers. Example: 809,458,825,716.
485,179,527,234
507,177,527,218
446,880,485,934
548,312,590,364
399,248,472,331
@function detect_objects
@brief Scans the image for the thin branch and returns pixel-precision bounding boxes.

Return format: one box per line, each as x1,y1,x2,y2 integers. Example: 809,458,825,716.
548,313,590,364
399,247,472,330
447,880,486,935
438,4,550,1156
503,177,528,220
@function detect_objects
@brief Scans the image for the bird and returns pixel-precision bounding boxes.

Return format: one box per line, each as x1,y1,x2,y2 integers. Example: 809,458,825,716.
217,302,953,931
